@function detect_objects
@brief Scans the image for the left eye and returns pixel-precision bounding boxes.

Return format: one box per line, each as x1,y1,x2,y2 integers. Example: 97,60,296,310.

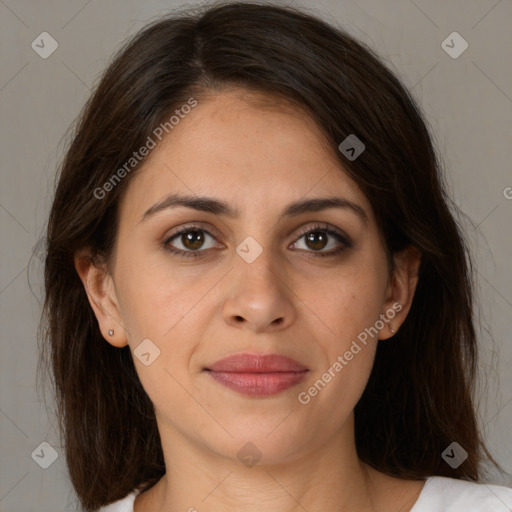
290,227,352,256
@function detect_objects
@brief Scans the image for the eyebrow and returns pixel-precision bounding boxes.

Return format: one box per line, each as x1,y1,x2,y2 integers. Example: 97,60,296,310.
140,193,369,226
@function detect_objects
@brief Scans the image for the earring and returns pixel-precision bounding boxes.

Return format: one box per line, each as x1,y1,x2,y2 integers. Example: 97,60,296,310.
389,325,395,334
108,329,114,336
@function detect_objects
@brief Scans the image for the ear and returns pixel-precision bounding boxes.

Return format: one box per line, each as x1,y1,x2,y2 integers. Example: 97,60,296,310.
379,245,421,340
74,249,128,348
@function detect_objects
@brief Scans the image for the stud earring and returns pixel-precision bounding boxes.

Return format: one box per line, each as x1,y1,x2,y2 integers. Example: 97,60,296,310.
108,329,114,336
389,325,395,334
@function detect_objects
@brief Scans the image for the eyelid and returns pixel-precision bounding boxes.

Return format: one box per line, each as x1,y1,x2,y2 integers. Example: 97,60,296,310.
293,222,351,244
164,221,223,242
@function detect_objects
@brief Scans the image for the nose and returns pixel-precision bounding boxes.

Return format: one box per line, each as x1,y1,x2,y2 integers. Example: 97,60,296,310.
221,250,297,333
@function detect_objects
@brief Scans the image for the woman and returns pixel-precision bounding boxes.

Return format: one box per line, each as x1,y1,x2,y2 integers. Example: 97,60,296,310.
39,2,512,511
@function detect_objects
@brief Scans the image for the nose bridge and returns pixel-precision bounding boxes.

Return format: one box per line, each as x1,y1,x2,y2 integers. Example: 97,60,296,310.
234,233,284,293
222,232,296,331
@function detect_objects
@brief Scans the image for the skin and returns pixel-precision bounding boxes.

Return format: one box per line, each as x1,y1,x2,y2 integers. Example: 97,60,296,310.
75,88,423,512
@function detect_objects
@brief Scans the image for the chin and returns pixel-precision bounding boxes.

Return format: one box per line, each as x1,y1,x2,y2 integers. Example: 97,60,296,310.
199,420,315,467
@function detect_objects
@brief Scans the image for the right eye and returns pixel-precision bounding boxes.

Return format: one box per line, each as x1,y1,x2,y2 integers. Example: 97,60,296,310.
164,225,220,258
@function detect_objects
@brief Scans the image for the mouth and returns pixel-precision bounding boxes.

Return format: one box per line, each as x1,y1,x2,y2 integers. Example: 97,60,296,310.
204,353,309,397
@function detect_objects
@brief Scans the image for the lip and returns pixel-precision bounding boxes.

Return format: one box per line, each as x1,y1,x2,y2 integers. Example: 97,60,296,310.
204,353,309,397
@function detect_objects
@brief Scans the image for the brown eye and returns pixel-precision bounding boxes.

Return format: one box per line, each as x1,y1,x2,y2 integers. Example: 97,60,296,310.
291,224,353,257
181,230,206,250
304,231,328,251
164,226,218,257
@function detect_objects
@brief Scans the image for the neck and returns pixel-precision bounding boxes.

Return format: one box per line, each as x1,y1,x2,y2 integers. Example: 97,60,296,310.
137,416,382,512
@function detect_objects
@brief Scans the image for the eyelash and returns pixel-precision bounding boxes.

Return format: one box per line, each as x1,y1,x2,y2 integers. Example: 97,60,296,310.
163,223,353,259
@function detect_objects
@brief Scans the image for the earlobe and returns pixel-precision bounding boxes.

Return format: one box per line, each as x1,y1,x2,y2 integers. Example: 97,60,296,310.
73,249,128,347
379,245,421,340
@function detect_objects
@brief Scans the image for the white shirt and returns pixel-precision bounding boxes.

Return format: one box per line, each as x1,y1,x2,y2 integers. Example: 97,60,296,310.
98,476,512,511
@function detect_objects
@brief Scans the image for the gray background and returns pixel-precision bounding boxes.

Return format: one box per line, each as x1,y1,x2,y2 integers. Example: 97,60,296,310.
1,0,511,510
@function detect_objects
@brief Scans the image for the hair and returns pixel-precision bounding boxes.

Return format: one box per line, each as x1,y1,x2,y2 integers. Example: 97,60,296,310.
38,1,500,510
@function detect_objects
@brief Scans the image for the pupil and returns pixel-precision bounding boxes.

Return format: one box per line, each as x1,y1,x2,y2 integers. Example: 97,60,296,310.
306,231,327,250
183,230,204,250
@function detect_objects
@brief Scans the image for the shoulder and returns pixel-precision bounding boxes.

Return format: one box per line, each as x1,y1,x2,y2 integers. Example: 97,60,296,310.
412,476,512,511
96,490,138,512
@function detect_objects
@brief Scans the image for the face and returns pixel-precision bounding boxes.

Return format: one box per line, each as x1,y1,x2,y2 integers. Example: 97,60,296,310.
83,88,416,466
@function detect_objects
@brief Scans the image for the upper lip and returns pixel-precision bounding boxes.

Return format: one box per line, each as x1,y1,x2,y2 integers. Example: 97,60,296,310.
205,353,309,373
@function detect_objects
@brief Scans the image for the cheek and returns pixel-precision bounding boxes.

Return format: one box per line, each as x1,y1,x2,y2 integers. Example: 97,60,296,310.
114,251,209,339
296,262,385,402
300,293,380,421
114,258,223,399
315,343,377,428
297,263,387,343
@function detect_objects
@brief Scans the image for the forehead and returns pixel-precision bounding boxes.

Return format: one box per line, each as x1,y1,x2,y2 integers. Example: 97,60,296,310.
118,89,373,223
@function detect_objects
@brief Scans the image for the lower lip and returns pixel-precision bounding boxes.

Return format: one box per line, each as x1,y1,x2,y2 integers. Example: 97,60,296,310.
207,371,309,397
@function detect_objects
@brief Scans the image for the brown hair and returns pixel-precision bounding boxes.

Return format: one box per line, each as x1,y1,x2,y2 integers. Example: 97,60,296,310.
38,2,500,510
